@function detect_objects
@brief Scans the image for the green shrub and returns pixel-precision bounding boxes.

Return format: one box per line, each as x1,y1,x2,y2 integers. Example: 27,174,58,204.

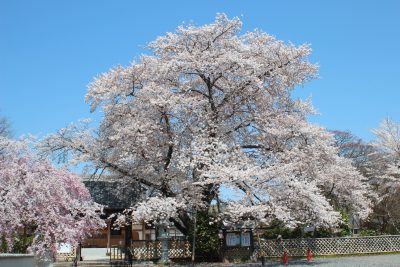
0,234,33,253
360,229,377,236
191,211,221,262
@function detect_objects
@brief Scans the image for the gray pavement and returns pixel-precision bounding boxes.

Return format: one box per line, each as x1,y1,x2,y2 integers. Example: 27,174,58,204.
81,248,109,261
185,254,400,267
253,254,400,267
55,253,400,267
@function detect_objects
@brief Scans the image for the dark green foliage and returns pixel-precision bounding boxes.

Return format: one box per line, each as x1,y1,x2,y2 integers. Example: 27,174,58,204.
12,234,33,253
0,234,33,253
360,229,378,236
261,211,353,239
307,228,331,238
261,219,305,239
262,226,344,239
262,226,302,239
337,209,351,237
190,211,221,262
0,236,7,253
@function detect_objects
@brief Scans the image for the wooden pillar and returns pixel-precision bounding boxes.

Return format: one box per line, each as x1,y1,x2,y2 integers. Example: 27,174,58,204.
125,223,133,264
106,219,111,255
142,220,146,240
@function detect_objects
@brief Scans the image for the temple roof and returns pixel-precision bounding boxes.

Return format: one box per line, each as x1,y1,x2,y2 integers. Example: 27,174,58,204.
83,178,142,209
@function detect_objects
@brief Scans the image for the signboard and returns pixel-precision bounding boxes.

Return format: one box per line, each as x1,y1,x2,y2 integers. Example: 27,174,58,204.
57,243,72,253
225,231,252,247
241,232,251,247
226,233,241,246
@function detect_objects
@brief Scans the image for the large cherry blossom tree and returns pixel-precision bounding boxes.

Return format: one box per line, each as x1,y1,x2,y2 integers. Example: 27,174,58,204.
40,14,370,234
368,118,400,231
0,137,105,257
371,118,400,181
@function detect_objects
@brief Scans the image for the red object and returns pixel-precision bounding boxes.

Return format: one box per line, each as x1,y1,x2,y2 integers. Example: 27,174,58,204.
307,248,312,262
283,251,288,264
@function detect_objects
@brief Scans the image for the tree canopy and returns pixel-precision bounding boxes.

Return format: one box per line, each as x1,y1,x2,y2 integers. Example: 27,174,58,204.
369,118,400,232
40,14,370,234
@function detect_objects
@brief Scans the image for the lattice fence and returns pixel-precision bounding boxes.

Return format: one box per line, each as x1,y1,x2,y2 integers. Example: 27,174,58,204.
130,240,191,260
131,241,159,260
169,240,191,258
254,235,400,257
56,246,76,262
115,235,400,261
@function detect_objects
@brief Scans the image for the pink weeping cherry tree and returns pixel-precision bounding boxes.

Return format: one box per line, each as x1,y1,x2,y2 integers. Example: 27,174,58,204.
0,137,105,258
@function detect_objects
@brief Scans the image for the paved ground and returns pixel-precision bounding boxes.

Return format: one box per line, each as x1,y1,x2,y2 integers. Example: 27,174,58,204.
55,252,400,267
81,248,109,261
253,254,400,267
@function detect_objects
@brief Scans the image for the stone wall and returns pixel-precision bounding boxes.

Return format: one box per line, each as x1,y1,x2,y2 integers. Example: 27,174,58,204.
0,254,36,267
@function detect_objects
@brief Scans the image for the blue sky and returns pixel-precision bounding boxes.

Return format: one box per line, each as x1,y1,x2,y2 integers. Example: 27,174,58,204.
1,0,399,141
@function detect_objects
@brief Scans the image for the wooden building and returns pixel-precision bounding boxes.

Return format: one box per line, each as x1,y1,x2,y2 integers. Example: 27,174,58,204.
81,177,183,250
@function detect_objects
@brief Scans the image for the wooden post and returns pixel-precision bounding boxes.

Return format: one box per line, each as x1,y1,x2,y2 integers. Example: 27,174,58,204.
125,223,133,264
125,223,132,264
191,209,197,263
142,220,146,240
106,219,111,255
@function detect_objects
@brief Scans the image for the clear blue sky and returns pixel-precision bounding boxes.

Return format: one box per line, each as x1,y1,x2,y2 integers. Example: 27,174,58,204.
1,0,399,141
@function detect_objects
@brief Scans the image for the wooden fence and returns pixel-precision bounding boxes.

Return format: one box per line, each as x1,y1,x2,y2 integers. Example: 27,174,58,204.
110,235,400,262
253,235,400,257
55,245,76,262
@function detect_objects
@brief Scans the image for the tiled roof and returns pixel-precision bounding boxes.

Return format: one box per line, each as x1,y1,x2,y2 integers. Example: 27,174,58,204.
84,179,142,209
